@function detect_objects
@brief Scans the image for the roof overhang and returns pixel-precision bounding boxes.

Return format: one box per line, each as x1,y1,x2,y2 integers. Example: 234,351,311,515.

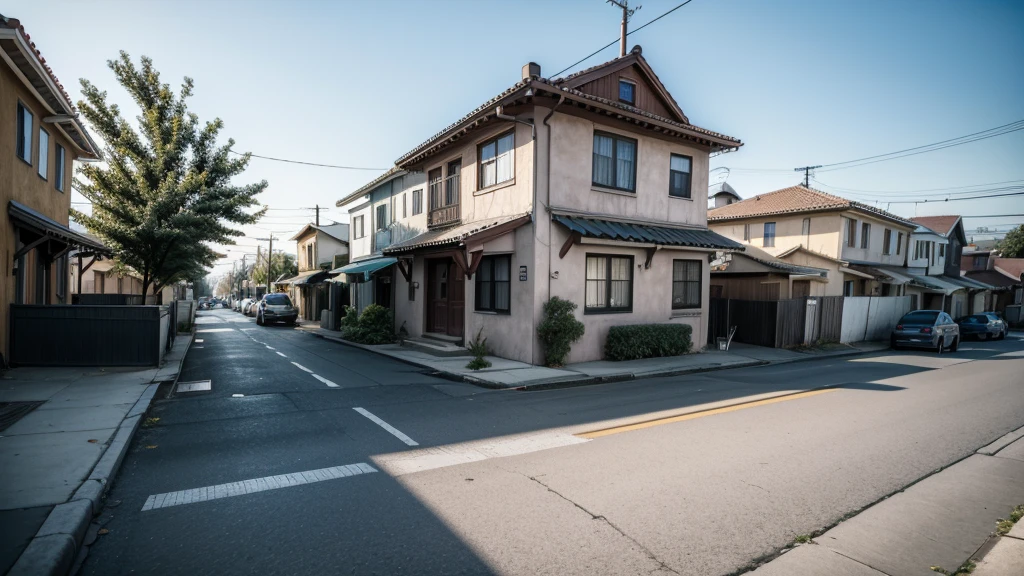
9,200,108,254
384,214,532,254
337,167,407,208
0,24,101,160
554,214,744,252
840,266,876,280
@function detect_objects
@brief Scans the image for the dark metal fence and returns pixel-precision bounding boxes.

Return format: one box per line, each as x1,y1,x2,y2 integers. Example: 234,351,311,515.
9,304,167,366
708,296,846,349
73,294,145,306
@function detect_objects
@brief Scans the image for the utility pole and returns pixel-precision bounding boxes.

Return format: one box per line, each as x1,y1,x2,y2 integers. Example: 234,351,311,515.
607,0,640,58
793,165,822,187
267,234,274,295
315,204,320,227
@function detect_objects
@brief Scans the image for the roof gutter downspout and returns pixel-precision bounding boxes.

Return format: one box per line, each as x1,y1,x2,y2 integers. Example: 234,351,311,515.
540,94,565,365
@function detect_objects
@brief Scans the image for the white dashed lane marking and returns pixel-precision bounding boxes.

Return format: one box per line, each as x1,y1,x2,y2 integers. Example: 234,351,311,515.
140,463,377,511
354,407,418,446
276,351,287,358
312,374,339,388
291,362,313,373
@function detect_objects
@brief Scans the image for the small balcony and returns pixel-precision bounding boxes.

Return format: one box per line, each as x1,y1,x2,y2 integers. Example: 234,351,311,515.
428,173,461,228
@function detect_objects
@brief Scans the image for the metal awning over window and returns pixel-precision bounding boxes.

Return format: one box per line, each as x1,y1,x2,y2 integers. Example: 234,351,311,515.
331,257,396,283
9,200,108,255
553,214,743,250
275,269,334,286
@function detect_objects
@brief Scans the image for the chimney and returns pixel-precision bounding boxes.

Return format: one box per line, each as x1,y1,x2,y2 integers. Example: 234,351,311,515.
522,62,541,80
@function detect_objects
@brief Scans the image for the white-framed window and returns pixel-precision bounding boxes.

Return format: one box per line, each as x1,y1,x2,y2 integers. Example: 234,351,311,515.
16,102,33,164
619,79,636,104
763,222,776,248
412,189,423,215
860,222,870,249
802,217,810,236
38,128,49,179
353,215,365,239
479,132,514,189
743,224,750,242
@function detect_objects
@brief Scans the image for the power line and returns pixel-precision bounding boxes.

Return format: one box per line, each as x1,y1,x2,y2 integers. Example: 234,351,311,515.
812,178,1024,195
815,119,1024,173
812,178,1024,199
872,191,1024,204
227,149,389,171
552,0,697,78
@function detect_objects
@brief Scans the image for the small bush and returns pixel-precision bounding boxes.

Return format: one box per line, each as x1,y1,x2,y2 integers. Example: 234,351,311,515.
537,297,585,367
341,306,359,329
604,324,692,361
466,328,492,370
341,304,394,344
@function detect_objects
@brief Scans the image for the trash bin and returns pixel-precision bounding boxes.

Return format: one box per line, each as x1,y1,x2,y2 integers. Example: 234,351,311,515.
717,337,728,351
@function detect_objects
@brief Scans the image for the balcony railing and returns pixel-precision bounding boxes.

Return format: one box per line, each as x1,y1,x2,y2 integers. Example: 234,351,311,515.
428,173,461,228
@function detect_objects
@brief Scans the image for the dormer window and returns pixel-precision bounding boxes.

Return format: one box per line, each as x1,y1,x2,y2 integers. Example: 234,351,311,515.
618,79,636,105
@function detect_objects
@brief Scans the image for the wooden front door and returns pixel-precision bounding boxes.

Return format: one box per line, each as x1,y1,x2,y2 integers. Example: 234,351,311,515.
426,258,465,338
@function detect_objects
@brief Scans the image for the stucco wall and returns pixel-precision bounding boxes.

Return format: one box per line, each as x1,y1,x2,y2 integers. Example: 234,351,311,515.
1,64,81,358
710,213,843,259
839,212,913,266
348,202,372,259
547,112,708,227
907,231,946,274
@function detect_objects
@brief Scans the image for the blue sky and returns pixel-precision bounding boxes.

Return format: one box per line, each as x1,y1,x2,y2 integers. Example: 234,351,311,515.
12,0,1024,273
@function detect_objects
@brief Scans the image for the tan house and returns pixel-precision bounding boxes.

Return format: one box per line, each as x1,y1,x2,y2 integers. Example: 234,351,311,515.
708,185,916,298
68,254,177,304
1,14,104,361
278,223,348,321
341,47,744,364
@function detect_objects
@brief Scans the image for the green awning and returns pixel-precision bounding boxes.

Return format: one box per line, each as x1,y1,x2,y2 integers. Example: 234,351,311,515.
332,257,396,282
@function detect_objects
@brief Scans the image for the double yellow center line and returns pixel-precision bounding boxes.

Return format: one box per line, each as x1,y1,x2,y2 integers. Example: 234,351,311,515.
576,388,839,439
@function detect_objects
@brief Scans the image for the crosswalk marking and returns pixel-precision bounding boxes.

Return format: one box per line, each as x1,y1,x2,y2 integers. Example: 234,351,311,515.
141,463,377,511
354,407,418,446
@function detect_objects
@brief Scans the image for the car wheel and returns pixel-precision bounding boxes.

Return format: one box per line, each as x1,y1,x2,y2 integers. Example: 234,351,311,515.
256,313,264,326
949,336,958,353
980,332,988,341
936,338,943,354
997,331,1005,340
890,336,899,350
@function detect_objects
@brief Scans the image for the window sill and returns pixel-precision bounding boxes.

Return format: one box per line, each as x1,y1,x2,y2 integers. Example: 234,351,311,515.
473,310,510,316
475,179,516,196
591,186,636,198
584,308,633,315
668,194,693,201
671,309,701,318
17,156,32,167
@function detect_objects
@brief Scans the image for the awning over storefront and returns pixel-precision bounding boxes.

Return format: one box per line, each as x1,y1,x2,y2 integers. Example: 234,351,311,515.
553,214,743,250
332,256,396,282
275,269,335,286
9,200,108,255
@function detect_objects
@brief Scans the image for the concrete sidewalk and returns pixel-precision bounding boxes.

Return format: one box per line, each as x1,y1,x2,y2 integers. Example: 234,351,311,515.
0,335,191,576
750,426,1024,576
297,323,889,389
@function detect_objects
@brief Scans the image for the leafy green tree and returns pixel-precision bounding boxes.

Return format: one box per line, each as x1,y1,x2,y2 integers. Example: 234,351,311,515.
1000,225,1024,258
252,252,297,285
71,52,266,301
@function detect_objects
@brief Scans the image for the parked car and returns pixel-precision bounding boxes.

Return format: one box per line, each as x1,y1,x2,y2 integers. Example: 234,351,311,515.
240,298,254,315
244,299,259,316
233,298,242,311
257,293,298,326
956,313,1007,341
891,310,959,353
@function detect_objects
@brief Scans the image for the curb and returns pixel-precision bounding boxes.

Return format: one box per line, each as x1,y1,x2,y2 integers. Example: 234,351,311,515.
8,334,193,576
300,325,884,392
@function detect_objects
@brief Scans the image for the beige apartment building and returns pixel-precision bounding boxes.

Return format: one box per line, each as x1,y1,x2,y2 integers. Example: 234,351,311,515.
708,185,916,298
0,14,104,361
339,46,743,364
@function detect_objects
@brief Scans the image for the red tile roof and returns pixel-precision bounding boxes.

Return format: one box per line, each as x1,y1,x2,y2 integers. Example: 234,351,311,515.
708,185,911,225
1,16,77,115
909,215,960,236
994,258,1024,280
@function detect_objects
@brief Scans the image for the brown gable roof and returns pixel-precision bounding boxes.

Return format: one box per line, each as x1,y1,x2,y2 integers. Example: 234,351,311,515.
707,185,911,226
909,215,960,236
555,46,688,124
994,258,1024,281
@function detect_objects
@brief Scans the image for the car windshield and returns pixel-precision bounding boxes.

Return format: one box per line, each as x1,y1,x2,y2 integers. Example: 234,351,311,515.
901,311,939,324
265,294,292,306
984,313,1001,321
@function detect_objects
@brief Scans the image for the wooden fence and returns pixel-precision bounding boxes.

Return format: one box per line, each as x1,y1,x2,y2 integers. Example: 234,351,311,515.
708,296,846,349
9,304,171,366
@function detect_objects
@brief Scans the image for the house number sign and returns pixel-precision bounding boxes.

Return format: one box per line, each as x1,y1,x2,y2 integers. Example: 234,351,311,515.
519,265,528,281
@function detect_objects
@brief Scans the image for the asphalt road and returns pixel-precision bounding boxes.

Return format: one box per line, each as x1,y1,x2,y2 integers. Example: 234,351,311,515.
80,308,1024,575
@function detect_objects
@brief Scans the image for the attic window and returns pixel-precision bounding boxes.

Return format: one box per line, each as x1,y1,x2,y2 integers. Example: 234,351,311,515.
618,79,636,105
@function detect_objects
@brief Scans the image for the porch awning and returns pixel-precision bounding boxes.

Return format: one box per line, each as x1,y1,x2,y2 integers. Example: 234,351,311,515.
871,266,914,286
9,201,108,254
332,256,396,282
908,273,961,295
553,214,743,250
840,266,876,280
942,275,991,291
383,213,531,254
275,269,333,286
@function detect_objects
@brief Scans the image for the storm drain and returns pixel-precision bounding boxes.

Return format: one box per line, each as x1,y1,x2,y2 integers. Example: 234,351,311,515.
0,401,45,432
176,380,212,393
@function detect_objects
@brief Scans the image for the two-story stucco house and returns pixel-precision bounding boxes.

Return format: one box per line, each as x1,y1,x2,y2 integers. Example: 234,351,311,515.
708,185,916,298
1,14,105,362
337,47,744,364
335,169,428,313
903,215,993,316
278,222,348,322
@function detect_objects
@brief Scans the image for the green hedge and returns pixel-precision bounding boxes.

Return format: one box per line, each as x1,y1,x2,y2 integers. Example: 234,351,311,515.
341,304,394,345
604,324,692,361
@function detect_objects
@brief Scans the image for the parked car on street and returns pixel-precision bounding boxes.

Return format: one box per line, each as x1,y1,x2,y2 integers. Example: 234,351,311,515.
956,313,1007,341
891,310,959,353
240,298,254,315
257,293,298,326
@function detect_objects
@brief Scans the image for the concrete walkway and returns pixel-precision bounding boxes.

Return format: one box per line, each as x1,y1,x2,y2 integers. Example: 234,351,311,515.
0,335,191,576
750,426,1024,576
297,324,889,389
